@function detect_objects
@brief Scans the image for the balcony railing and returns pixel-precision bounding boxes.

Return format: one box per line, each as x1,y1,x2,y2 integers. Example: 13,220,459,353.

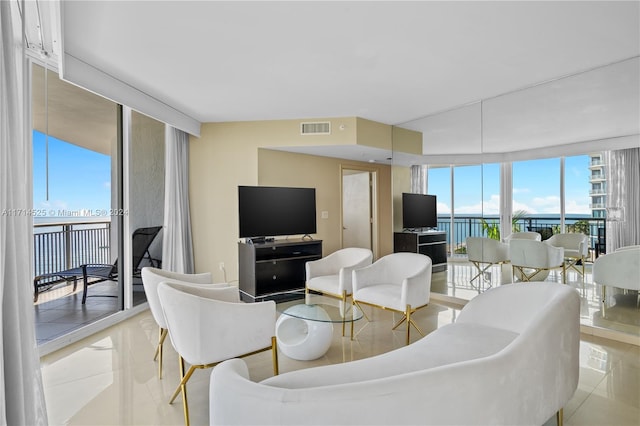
434,215,606,258
34,220,111,284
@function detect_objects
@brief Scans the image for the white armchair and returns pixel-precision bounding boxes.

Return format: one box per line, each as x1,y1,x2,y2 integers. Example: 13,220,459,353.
306,247,373,335
466,237,510,290
504,231,542,241
157,281,278,426
509,239,564,283
593,246,640,315
351,253,432,345
545,233,589,282
141,267,227,378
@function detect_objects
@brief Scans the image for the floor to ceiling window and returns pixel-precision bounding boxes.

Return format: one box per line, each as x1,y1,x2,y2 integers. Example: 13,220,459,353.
426,166,451,254
30,63,167,351
512,158,561,240
31,62,121,346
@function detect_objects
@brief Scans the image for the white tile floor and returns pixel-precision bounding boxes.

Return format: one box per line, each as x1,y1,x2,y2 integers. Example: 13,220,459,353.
40,294,640,426
34,260,639,346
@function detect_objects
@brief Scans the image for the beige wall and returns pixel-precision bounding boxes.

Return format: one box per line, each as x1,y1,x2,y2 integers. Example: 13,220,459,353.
392,165,412,232
392,126,422,155
356,117,392,151
189,118,394,282
258,149,393,258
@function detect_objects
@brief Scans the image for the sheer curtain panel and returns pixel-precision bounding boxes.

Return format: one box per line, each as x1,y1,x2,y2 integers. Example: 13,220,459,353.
0,1,48,424
410,165,427,194
162,126,195,273
605,147,640,251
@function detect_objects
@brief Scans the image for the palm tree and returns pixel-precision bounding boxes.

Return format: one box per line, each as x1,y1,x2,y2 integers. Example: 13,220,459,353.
481,209,530,241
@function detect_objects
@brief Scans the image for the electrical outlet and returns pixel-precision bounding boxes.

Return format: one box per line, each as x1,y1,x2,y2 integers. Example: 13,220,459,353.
219,262,225,271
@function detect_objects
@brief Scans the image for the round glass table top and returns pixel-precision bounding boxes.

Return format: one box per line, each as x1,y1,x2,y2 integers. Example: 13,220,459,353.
277,294,363,323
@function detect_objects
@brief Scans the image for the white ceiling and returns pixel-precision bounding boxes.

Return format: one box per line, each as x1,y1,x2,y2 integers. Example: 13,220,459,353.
54,1,640,162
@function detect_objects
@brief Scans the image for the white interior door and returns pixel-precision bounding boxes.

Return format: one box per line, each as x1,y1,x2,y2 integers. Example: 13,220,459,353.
342,170,372,249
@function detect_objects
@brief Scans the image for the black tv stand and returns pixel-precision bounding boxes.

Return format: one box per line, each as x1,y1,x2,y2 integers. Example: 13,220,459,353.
394,231,447,273
238,238,322,302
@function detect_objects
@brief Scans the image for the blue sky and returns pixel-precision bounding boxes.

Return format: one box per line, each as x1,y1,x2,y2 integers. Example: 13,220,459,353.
33,131,111,217
428,155,592,216
33,130,592,218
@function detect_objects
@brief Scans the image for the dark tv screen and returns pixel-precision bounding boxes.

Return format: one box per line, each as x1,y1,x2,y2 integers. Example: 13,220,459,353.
238,186,317,238
402,193,437,229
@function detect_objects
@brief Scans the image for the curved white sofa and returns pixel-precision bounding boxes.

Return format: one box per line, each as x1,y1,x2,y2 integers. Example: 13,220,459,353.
210,282,579,425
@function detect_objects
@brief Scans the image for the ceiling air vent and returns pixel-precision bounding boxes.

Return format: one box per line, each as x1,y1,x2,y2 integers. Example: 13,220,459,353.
300,121,331,135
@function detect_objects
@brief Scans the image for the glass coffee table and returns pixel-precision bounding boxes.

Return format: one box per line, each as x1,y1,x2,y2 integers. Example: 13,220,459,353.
276,293,363,361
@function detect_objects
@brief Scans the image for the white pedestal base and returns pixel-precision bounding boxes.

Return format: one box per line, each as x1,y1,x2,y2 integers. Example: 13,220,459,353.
276,311,334,361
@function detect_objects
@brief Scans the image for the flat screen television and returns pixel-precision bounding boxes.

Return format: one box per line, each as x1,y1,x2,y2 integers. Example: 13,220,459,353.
238,186,317,239
402,193,437,230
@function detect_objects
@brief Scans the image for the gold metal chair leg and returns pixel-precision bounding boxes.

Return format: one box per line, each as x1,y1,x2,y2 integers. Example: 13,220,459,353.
271,336,279,375
556,408,563,426
341,290,347,337
410,317,425,337
154,328,168,379
391,315,407,330
350,299,366,340
405,305,412,345
169,357,196,426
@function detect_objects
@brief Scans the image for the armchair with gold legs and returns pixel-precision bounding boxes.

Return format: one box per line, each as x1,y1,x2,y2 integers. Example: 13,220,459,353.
140,267,227,379
509,239,564,283
545,233,589,283
466,237,510,291
157,281,278,426
351,252,432,345
305,247,373,335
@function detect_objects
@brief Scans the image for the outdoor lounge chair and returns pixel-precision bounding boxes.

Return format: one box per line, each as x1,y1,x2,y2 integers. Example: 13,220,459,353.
33,226,162,304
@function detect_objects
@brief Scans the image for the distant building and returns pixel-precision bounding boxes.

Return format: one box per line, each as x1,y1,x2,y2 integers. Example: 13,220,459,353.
589,153,606,219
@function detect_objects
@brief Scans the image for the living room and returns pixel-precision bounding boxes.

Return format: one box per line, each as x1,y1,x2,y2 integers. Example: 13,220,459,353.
2,1,639,425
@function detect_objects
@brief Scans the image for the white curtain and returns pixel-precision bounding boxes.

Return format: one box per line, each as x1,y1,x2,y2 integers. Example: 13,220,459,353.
605,147,640,251
0,1,48,424
410,164,427,194
162,126,195,273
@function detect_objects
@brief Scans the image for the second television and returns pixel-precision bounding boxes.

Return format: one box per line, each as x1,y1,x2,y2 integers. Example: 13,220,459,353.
402,193,437,230
238,186,317,239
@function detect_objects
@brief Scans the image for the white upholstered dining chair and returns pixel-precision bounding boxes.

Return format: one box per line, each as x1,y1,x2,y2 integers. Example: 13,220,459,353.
157,281,278,426
509,239,564,283
141,267,228,379
466,237,510,291
545,233,589,282
504,231,542,241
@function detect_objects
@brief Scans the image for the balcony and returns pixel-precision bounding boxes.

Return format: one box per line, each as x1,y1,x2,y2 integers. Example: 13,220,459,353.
33,220,119,345
589,188,606,196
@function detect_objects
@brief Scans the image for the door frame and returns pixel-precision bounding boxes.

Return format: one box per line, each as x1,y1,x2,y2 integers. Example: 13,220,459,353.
340,165,378,260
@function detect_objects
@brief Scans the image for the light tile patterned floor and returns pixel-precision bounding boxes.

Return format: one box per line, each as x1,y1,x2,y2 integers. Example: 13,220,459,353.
41,296,640,426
